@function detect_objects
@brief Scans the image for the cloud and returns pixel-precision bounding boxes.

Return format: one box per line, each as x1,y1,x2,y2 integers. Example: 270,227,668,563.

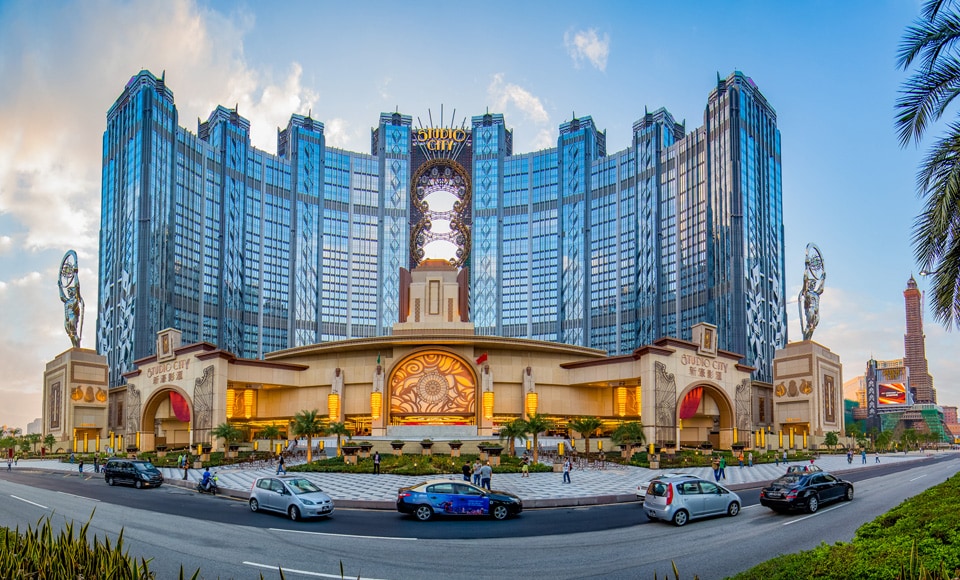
564,28,610,72
488,74,550,124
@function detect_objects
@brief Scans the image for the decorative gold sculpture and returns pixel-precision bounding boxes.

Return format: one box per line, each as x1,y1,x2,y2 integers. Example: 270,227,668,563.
58,250,84,347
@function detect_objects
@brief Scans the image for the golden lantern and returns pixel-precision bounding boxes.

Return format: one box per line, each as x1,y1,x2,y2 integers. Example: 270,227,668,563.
482,391,494,419
615,386,627,417
525,392,538,416
328,393,341,421
225,388,235,419
370,391,382,420
243,389,255,419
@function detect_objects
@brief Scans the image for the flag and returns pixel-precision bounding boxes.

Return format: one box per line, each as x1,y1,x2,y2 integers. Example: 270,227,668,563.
476,353,488,365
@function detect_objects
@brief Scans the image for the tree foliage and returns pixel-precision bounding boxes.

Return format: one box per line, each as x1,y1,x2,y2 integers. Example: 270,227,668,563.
567,416,603,453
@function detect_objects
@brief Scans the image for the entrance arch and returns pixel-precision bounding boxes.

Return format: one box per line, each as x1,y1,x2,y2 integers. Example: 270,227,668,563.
388,350,478,425
142,386,193,449
676,383,735,449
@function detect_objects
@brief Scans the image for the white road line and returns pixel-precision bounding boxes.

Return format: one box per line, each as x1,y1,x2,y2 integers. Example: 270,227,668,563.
57,491,100,502
781,502,848,526
10,495,48,509
909,475,927,482
244,561,389,579
269,527,416,541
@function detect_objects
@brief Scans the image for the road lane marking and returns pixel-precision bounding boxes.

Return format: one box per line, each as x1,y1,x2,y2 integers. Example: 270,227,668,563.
909,475,927,482
244,561,389,579
57,491,100,502
781,502,848,526
10,495,47,509
269,528,416,541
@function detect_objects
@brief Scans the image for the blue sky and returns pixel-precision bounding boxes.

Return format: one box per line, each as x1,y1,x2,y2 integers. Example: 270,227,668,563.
0,0,954,429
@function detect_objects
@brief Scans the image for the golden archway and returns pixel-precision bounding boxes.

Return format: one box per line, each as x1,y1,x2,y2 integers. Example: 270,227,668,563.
676,383,735,448
141,386,193,448
389,350,478,425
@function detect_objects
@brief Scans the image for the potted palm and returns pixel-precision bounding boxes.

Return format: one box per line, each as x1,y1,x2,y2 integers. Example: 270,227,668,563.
447,440,463,457
390,440,406,456
420,439,434,456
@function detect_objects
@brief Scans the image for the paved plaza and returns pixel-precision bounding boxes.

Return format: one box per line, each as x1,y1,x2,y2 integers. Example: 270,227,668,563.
9,450,944,509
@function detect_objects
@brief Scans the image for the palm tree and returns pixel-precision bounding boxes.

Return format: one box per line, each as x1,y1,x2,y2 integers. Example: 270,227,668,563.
876,430,893,452
498,419,529,456
211,422,244,450
28,433,41,454
326,422,351,457
610,421,647,458
260,425,281,455
43,434,56,453
567,416,603,454
897,1,960,329
292,410,326,463
522,413,553,463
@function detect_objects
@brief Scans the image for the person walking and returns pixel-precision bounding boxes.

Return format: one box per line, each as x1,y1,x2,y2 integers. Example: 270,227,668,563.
521,456,530,478
562,457,572,484
711,456,721,481
782,450,788,463
480,461,492,490
182,456,190,480
472,460,482,486
6,458,11,471
718,456,726,480
861,449,867,464
747,451,753,467
373,451,381,475
738,451,744,468
93,455,100,473
461,461,472,481
78,459,84,474
875,452,881,463
775,453,780,467
276,454,286,475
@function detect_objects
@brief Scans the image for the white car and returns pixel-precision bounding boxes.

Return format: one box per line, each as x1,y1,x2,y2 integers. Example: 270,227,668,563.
249,475,335,521
636,472,697,501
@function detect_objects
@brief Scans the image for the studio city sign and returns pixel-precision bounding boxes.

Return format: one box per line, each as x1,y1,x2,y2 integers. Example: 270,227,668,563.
680,354,728,373
417,128,467,151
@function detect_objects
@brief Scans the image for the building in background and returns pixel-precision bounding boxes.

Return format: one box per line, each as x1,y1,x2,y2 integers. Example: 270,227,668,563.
97,70,786,394
903,276,936,404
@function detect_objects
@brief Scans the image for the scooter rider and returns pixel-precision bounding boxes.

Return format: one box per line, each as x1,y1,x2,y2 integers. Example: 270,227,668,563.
200,467,213,491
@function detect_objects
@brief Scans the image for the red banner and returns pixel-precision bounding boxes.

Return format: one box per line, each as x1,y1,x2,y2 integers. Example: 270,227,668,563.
678,387,703,420
169,391,191,422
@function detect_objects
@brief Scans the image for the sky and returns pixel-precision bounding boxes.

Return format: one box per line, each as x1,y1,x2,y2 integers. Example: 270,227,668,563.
0,0,956,430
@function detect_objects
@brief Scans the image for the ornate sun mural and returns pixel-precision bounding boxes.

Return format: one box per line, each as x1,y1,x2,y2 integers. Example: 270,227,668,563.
390,351,476,417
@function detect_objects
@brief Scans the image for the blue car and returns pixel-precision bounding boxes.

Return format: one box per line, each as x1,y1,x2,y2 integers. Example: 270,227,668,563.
397,479,523,521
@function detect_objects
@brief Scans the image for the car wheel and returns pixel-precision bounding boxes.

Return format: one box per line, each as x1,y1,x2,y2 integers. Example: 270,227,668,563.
134,480,143,489
249,498,260,512
414,505,433,522
807,494,819,513
106,477,114,486
727,501,740,517
672,509,689,527
288,505,301,521
492,504,509,520
844,486,854,501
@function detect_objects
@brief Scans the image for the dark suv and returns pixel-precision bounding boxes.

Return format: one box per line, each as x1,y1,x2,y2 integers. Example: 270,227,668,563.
102,459,164,489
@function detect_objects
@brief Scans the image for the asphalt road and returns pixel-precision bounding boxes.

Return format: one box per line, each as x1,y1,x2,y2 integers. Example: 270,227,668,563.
0,455,957,579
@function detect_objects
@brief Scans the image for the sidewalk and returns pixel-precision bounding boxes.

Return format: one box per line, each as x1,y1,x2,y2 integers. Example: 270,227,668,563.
9,451,943,509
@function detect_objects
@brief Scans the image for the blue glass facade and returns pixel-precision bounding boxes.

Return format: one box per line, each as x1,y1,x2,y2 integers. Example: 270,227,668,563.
98,70,785,387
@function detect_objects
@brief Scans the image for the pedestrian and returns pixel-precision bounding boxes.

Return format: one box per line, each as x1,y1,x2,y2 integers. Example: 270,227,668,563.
718,456,726,480
276,454,286,475
480,461,492,490
69,452,75,464
521,456,530,478
875,452,881,464
461,461,471,481
373,451,381,475
861,449,867,464
78,459,84,474
93,456,99,473
782,450,787,463
599,450,606,470
6,458,10,471
472,460,482,486
711,456,721,481
562,457,572,484
182,455,189,480
775,453,780,467
748,451,753,467
738,451,744,468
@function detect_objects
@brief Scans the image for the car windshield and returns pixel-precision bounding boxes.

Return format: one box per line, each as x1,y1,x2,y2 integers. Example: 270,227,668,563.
285,478,322,494
771,474,804,486
133,462,156,471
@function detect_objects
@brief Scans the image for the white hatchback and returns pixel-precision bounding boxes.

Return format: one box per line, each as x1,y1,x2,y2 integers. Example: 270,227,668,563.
249,476,335,521
643,476,741,526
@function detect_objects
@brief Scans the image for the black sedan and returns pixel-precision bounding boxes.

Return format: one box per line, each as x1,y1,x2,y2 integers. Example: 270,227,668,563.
397,479,523,521
759,472,853,513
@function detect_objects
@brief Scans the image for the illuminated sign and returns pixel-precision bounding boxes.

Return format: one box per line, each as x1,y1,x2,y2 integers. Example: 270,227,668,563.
416,128,467,151
878,382,907,405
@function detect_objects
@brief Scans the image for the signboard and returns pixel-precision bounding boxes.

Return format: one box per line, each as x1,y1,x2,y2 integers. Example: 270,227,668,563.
878,382,907,406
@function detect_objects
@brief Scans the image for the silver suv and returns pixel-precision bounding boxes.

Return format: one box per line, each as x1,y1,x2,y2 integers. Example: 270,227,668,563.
248,476,335,521
643,475,741,526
